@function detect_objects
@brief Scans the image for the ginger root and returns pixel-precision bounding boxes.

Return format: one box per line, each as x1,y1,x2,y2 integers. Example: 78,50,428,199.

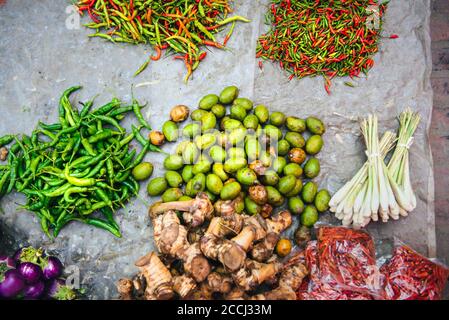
173,275,197,299
233,259,282,291
117,278,134,300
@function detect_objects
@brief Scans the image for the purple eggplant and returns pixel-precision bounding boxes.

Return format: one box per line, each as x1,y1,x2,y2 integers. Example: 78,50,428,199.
23,280,45,299
0,255,15,269
46,278,76,300
17,262,42,284
0,269,25,298
12,248,24,266
42,256,63,280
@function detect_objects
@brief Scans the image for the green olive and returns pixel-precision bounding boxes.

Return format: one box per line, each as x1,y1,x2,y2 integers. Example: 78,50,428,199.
131,162,154,181
272,157,287,175
230,105,247,122
199,94,219,110
270,111,286,126
165,170,184,188
211,104,226,119
219,86,239,104
206,173,224,195
264,124,283,141
200,112,217,132
315,189,331,212
265,186,285,207
277,140,290,156
162,120,179,142
182,123,201,138
259,151,272,167
181,142,199,164
216,132,228,147
286,117,306,133
178,195,193,201
261,170,279,186
254,105,269,123
222,118,243,131
175,140,190,155
245,138,261,161
164,154,184,170
243,114,259,130
301,181,318,203
277,174,297,195
305,135,324,155
288,197,305,215
285,178,303,197
236,167,257,186
182,165,194,183
228,127,247,145
147,177,168,196
185,173,206,197
227,147,246,160
233,98,253,111
224,157,247,173
161,188,183,202
212,163,229,181
306,117,325,135
192,158,212,175
204,190,217,202
191,109,208,121
244,196,261,216
285,132,305,148
209,145,227,163
220,181,242,200
283,163,303,178
194,133,217,150
304,157,320,179
300,205,319,227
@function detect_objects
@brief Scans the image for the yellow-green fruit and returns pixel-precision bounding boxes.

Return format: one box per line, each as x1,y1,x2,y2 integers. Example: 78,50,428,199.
254,105,269,123
301,181,318,203
234,195,245,213
165,171,183,188
222,118,243,131
181,142,199,164
301,205,319,227
285,132,305,148
264,125,283,141
261,170,279,186
230,105,247,122
272,157,287,175
178,195,193,201
192,158,212,175
131,162,153,181
175,140,190,155
244,196,261,216
212,163,229,181
236,167,257,186
216,132,228,147
182,165,194,183
304,157,320,179
277,140,290,156
306,117,325,135
233,98,253,111
227,147,245,160
259,151,272,167
164,154,184,170
220,116,231,130
161,188,183,202
147,177,168,196
224,157,247,173
191,109,208,121
182,123,201,138
195,133,216,150
209,146,227,163
288,197,305,215
185,173,206,197
211,104,226,119
220,181,242,200
162,120,178,142
315,189,331,212
245,138,260,161
228,127,246,145
283,163,303,178
276,238,292,257
286,117,306,133
285,178,303,197
200,112,217,132
305,135,323,155
243,114,259,130
270,111,286,126
206,173,224,195
204,190,217,202
199,94,219,110
277,174,297,195
266,186,285,207
219,86,239,104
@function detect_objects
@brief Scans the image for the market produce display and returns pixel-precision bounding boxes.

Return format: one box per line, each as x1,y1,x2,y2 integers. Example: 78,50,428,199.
76,0,249,81
117,85,330,299
0,246,78,300
329,109,420,228
0,86,160,238
256,0,391,93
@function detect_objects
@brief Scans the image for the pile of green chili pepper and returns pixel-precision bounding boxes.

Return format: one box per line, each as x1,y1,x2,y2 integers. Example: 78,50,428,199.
76,0,249,81
0,86,161,238
256,0,388,94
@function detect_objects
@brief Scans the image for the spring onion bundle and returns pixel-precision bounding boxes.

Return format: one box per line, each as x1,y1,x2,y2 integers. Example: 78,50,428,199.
330,109,421,228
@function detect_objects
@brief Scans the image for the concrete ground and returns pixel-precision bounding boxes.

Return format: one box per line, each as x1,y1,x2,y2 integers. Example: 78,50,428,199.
430,0,449,266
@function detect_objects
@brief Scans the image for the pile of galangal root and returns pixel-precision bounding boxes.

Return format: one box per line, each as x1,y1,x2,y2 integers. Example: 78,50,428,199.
117,193,308,300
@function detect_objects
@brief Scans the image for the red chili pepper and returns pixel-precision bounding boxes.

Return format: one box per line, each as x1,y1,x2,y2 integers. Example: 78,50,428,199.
389,34,399,39
258,60,263,70
150,46,162,61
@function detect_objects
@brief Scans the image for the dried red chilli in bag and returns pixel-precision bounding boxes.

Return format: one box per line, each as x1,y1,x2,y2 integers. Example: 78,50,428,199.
256,0,388,94
381,244,449,300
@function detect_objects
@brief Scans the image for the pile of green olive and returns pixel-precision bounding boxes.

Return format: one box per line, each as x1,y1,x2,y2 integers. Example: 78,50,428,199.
146,85,330,230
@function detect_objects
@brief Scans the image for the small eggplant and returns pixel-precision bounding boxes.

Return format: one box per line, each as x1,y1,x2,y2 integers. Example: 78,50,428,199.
46,278,76,300
42,256,63,280
24,280,45,299
0,269,25,298
17,262,43,284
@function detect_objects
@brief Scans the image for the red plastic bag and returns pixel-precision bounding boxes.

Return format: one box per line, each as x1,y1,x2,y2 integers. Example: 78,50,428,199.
381,243,449,300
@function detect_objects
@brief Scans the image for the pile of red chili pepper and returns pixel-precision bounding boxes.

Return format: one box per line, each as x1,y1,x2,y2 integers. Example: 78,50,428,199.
256,0,388,94
76,0,249,81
